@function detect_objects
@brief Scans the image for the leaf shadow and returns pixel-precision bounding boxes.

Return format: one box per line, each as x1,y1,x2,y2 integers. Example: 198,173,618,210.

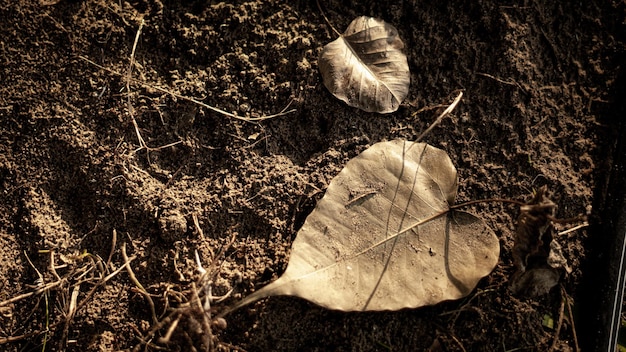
444,211,471,295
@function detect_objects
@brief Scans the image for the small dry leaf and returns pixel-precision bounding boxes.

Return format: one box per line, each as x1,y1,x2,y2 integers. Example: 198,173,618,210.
510,186,568,297
319,16,410,113
229,141,499,312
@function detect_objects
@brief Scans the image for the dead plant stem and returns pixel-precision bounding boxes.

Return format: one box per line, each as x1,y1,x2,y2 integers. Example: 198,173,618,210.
192,282,213,350
0,248,132,345
0,280,63,307
549,289,566,351
558,222,588,236
416,91,463,142
563,285,580,352
126,18,147,150
122,243,158,324
106,229,117,270
451,198,526,209
78,55,296,122
316,0,341,36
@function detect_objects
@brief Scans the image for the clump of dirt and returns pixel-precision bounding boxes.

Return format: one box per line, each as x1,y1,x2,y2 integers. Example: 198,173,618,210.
0,0,624,351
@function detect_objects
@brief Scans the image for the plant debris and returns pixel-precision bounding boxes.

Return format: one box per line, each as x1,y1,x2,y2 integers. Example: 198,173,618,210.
318,16,410,113
511,186,571,297
225,141,499,313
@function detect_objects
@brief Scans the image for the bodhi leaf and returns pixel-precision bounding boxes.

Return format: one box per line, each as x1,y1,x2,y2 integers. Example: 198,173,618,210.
319,16,410,114
230,141,499,312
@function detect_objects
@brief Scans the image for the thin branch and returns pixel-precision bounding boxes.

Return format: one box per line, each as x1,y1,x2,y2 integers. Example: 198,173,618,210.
476,72,519,87
78,55,296,122
74,257,132,313
562,286,580,352
0,248,133,345
0,252,65,307
191,282,213,350
157,314,181,344
549,290,566,351
106,229,117,270
451,198,526,209
0,331,43,344
476,72,528,95
449,333,468,352
558,222,589,236
0,280,63,308
416,91,463,142
316,0,341,36
122,243,158,324
126,19,147,149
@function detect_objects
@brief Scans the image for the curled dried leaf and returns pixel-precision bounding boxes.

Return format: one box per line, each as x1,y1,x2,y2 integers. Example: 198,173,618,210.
319,16,410,113
511,186,569,297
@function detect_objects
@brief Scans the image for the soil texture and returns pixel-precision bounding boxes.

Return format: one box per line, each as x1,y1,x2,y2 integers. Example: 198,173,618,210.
0,0,625,351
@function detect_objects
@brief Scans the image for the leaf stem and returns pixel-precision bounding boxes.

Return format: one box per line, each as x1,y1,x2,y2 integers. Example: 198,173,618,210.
316,0,341,37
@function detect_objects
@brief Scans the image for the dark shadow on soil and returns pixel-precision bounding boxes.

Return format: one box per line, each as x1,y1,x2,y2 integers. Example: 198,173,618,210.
579,50,626,351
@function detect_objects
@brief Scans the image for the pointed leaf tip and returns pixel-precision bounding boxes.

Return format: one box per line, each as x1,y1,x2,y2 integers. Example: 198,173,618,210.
234,141,499,312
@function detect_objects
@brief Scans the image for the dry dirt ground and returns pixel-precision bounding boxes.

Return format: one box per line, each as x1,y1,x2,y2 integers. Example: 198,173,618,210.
1,1,625,351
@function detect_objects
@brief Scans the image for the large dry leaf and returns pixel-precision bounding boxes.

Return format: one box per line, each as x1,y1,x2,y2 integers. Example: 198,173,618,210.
319,16,410,113
231,141,499,312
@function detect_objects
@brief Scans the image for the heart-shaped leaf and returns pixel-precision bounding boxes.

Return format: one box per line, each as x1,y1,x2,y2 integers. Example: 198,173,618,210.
319,16,410,114
229,141,499,312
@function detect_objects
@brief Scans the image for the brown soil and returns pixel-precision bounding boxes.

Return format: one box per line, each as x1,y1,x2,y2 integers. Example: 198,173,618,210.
0,1,624,351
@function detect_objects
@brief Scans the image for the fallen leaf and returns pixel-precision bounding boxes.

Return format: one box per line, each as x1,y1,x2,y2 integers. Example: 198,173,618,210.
229,141,499,312
319,16,410,113
510,186,568,297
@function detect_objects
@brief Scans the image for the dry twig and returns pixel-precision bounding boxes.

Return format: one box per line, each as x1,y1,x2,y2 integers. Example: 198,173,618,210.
78,55,296,123
131,231,237,351
416,91,463,142
122,243,158,325
127,18,147,150
563,286,580,352
549,289,566,351
0,238,131,346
